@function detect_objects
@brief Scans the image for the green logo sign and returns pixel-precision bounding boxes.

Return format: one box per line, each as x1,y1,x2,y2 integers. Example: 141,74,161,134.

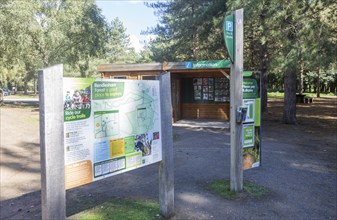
184,60,231,69
224,14,235,63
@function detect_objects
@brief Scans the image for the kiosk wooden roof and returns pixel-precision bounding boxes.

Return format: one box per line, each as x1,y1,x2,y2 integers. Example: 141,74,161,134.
97,60,231,78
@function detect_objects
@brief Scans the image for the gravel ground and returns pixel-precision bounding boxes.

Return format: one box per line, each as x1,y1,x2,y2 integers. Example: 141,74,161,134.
0,98,336,219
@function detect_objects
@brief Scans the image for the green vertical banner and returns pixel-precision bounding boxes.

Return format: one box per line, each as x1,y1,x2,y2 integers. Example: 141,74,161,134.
223,14,235,63
242,71,261,170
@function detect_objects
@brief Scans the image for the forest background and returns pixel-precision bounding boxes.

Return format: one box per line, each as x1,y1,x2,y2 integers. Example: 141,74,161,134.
0,0,336,124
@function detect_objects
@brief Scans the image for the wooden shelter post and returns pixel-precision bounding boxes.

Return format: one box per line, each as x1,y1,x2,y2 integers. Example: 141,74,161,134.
230,8,244,192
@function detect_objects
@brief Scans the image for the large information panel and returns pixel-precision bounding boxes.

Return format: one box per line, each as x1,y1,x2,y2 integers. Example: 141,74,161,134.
242,72,261,170
63,78,162,189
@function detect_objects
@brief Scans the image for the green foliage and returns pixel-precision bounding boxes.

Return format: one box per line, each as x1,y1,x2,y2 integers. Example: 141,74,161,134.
145,0,228,62
0,0,143,89
108,18,140,64
268,1,337,95
70,198,162,220
147,0,337,121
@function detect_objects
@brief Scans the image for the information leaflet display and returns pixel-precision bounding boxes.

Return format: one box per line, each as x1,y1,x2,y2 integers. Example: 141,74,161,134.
242,72,261,170
63,78,162,189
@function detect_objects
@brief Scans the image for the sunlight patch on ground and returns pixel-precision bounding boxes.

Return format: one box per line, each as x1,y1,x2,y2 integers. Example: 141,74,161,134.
291,162,336,173
178,192,210,205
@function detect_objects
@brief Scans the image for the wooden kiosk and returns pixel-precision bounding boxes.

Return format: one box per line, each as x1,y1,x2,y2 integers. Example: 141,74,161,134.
98,60,231,122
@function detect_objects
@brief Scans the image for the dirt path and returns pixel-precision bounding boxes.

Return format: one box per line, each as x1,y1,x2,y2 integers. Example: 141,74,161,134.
0,97,336,219
0,107,40,200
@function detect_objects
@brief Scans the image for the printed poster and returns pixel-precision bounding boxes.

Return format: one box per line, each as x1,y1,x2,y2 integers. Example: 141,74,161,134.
63,78,162,189
242,72,261,170
243,99,255,123
242,124,254,148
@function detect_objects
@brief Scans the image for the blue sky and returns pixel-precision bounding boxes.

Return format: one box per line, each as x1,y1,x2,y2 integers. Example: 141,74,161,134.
96,0,164,52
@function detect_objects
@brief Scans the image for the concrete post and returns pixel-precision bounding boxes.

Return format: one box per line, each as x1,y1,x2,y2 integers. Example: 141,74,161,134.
39,64,66,220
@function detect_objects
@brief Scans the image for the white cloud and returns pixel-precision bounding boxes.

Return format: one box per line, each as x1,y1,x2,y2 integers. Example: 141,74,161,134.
130,35,143,53
128,0,144,4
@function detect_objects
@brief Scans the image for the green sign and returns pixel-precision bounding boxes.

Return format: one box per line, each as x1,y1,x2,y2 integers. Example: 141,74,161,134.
224,14,235,63
184,60,231,69
243,78,258,99
243,124,254,148
242,72,261,170
93,82,124,100
243,71,253,77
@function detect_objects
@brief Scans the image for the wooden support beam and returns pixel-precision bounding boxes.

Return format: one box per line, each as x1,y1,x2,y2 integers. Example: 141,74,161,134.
230,8,244,192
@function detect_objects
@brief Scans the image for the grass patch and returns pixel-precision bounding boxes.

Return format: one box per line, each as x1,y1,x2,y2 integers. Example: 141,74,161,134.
268,91,337,99
208,180,270,200
69,198,163,220
208,180,236,199
1,102,39,108
243,181,270,197
302,92,336,97
268,91,284,99
5,94,39,99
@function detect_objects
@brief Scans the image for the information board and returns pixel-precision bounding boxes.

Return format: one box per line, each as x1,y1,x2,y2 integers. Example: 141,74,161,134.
63,78,162,189
242,72,261,170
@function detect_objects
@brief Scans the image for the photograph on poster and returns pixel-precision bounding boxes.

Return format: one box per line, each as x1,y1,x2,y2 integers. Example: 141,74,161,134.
135,133,152,156
243,128,260,170
209,93,214,100
194,89,201,100
64,86,91,110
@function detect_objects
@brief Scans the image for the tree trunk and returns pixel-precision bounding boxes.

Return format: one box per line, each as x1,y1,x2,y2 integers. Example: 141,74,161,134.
79,59,89,78
24,78,28,95
260,45,268,113
33,75,37,94
260,1,269,113
283,68,297,124
316,68,321,97
299,64,304,94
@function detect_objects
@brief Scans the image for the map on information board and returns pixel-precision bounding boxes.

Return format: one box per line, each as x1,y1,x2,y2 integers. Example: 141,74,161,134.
63,78,162,189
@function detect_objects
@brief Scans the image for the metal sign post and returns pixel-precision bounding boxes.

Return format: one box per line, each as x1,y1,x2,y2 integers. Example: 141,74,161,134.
225,8,244,192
